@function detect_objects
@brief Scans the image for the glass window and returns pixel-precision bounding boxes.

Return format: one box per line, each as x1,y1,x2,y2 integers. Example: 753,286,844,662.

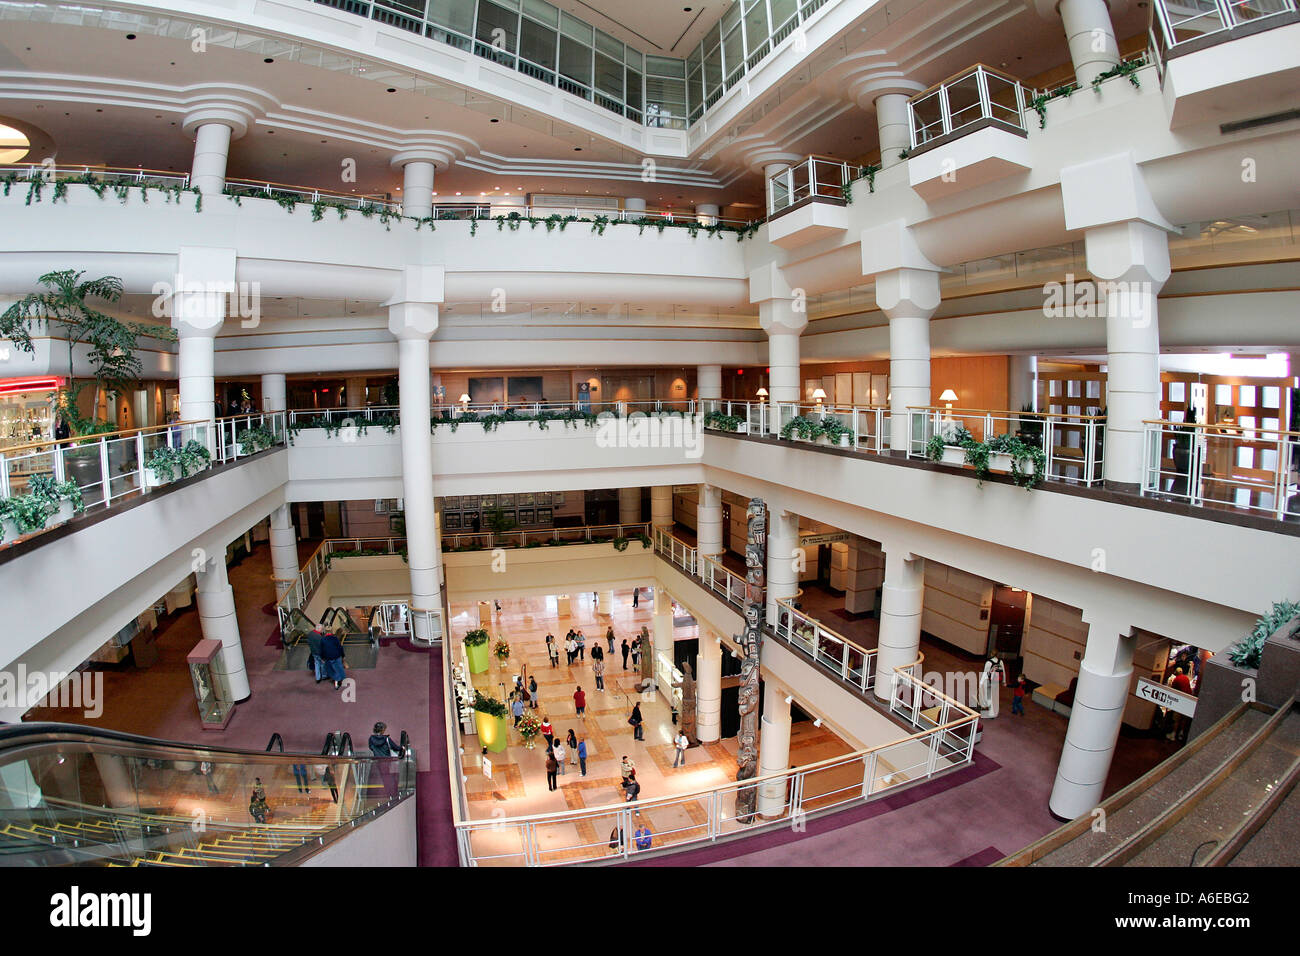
476,1,519,53
595,28,623,59
559,35,592,85
519,17,557,68
560,11,594,43
721,1,741,32
624,48,642,71
743,0,769,55
594,52,623,99
428,0,475,34
704,43,722,94
722,25,743,78
770,0,798,29
646,75,685,122
625,67,643,110
522,0,557,26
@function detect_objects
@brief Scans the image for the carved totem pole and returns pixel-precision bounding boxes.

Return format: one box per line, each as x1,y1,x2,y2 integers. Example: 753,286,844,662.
734,498,767,822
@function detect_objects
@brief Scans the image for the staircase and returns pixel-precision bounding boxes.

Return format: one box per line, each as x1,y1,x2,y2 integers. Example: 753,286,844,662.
1000,698,1300,867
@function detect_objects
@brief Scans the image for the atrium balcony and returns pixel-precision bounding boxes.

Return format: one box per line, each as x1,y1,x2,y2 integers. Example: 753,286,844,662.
1150,0,1300,127
765,156,861,249
905,65,1032,202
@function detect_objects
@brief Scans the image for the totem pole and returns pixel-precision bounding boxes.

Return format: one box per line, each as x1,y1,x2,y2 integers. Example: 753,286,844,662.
734,498,767,822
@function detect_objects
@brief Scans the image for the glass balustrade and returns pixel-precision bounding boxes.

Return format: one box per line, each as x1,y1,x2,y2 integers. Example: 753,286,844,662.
908,65,1029,151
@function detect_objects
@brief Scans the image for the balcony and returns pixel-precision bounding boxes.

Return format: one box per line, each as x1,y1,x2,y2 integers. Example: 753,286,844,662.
905,65,1032,201
1150,0,1300,127
765,156,862,249
1142,419,1299,520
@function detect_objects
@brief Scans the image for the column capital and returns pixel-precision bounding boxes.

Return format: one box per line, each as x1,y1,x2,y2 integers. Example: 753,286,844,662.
389,133,477,172
862,219,943,282
1033,0,1131,18
820,51,925,111
875,267,942,319
750,264,808,335
180,84,276,140
1084,220,1172,287
386,265,445,339
729,134,803,175
171,246,236,336
1061,152,1175,236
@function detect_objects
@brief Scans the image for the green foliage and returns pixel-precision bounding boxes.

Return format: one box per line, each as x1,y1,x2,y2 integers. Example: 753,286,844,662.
236,425,277,454
612,536,630,552
463,628,490,647
484,506,517,539
841,163,881,206
820,417,854,445
1031,83,1078,129
286,414,399,444
703,410,744,432
1229,600,1300,670
779,415,825,441
0,474,85,539
145,440,211,483
472,689,508,718
927,426,1044,489
1091,57,1143,93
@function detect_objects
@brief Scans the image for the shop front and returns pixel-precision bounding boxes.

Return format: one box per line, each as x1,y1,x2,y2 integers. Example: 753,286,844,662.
0,376,62,452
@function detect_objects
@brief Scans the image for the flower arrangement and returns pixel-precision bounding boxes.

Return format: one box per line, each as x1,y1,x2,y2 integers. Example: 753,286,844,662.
517,712,543,748
493,639,511,662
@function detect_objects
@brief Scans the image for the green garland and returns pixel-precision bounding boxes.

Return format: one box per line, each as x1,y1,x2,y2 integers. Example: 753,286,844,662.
236,424,277,454
1229,600,1300,670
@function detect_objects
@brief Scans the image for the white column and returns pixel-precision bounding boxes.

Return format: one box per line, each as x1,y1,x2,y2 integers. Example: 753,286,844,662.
1089,220,1169,491
177,332,217,426
652,588,674,692
401,161,435,219
697,364,723,400
696,633,722,744
269,504,299,602
624,197,647,214
767,327,802,407
757,682,793,818
874,548,925,703
650,486,673,530
172,247,235,431
619,487,642,526
696,484,723,557
695,203,720,225
598,589,615,618
1058,0,1120,87
762,162,791,182
753,265,807,430
874,93,912,169
1049,616,1136,819
190,122,233,196
765,508,799,627
876,268,940,453
196,555,250,701
1009,354,1038,414
388,266,444,642
260,373,286,414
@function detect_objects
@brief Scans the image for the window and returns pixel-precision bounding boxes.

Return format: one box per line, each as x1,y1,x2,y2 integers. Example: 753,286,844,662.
519,17,557,69
559,35,593,87
428,0,475,35
476,0,519,55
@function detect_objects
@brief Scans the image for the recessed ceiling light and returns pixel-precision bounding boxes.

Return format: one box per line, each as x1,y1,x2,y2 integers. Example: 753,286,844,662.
125,33,136,39
573,147,582,151
264,57,274,63
490,118,500,123
387,87,396,92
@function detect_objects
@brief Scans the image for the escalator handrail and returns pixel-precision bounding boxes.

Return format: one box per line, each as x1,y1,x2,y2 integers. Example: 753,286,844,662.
266,733,284,753
0,721,343,760
337,732,353,756
321,732,338,756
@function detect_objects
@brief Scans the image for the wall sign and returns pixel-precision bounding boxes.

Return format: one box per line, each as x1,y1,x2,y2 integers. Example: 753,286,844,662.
799,532,851,546
1136,678,1198,718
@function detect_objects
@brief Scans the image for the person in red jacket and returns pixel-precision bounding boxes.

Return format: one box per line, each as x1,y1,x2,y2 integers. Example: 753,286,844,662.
573,685,587,717
540,717,554,750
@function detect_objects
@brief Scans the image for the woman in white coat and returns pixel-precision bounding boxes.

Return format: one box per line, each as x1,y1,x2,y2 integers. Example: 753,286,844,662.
979,656,1008,718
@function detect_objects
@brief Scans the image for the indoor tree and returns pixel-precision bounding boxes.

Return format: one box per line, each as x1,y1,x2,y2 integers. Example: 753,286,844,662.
0,269,175,434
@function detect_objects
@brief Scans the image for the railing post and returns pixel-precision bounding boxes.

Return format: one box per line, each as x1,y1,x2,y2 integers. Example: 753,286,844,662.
0,453,9,499
938,83,953,136
862,750,878,799
98,437,112,505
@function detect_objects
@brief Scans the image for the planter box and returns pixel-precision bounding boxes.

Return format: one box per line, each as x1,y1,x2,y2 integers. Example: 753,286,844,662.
990,452,1037,476
735,422,750,434
474,710,509,753
144,467,172,491
2,500,75,543
1188,649,1255,742
465,640,491,674
939,446,967,466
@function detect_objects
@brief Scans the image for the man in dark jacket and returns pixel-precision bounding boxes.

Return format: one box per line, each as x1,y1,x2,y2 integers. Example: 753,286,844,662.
368,722,403,757
306,628,326,683
318,630,346,688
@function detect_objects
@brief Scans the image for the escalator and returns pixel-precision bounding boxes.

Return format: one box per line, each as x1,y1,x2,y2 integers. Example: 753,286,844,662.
0,723,416,867
278,605,380,671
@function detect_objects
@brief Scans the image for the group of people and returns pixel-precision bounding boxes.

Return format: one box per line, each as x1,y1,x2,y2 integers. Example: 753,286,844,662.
305,627,348,689
541,721,589,790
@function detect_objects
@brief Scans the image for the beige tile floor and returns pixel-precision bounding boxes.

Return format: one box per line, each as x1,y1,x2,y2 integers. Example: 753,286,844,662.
449,590,854,861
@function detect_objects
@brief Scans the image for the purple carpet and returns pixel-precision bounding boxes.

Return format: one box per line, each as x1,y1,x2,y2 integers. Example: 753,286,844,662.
417,646,459,866
625,750,1001,867
951,846,1005,867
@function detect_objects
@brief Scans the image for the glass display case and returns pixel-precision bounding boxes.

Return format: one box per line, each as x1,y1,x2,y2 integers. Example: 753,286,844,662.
186,639,234,730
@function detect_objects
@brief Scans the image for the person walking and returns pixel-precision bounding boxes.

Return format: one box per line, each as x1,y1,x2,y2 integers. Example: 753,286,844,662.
673,730,690,768
576,630,586,662
629,702,644,741
573,685,587,718
318,629,347,689
548,637,560,668
577,736,588,776
1011,675,1028,717
622,769,641,803
632,588,639,609
553,737,567,775
306,628,326,683
593,654,606,691
292,763,310,793
566,728,579,767
566,635,577,666
620,755,635,784
322,765,338,803
511,695,525,727
199,760,219,794
621,638,630,670
545,750,559,792
606,626,616,655
529,675,539,709
540,716,554,751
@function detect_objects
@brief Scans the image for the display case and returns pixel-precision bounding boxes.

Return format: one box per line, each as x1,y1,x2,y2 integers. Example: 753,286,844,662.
186,639,234,730
451,663,476,737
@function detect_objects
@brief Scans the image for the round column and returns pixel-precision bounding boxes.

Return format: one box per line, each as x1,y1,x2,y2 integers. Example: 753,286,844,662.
190,122,233,196
619,487,642,526
1049,622,1135,819
177,330,217,425
196,556,250,701
695,203,720,225
696,484,723,558
260,373,286,413
1008,355,1038,414
876,268,940,454
874,549,925,703
598,589,615,618
757,682,793,818
767,329,801,408
652,589,674,690
269,503,299,602
401,161,435,219
1059,0,1120,86
697,364,723,401
624,197,648,215
765,509,799,628
874,93,912,169
395,330,442,642
650,486,673,530
696,633,722,744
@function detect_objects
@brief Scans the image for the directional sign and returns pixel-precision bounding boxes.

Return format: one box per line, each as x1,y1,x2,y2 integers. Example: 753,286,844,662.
482,756,493,781
1136,678,1198,718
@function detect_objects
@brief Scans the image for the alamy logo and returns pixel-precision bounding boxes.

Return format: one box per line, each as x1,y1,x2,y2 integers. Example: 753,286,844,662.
50,887,151,936
1042,273,1154,326
0,666,102,718
595,412,704,459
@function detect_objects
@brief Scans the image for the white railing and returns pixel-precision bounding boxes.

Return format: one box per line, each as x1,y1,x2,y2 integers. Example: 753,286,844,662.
1151,0,1297,59
443,522,651,551
433,204,757,229
222,178,398,213
0,413,287,547
907,64,1029,149
772,597,876,694
1141,419,1299,520
654,526,698,577
0,163,190,189
907,406,1105,487
287,401,700,429
454,658,978,866
700,399,891,454
767,156,864,216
